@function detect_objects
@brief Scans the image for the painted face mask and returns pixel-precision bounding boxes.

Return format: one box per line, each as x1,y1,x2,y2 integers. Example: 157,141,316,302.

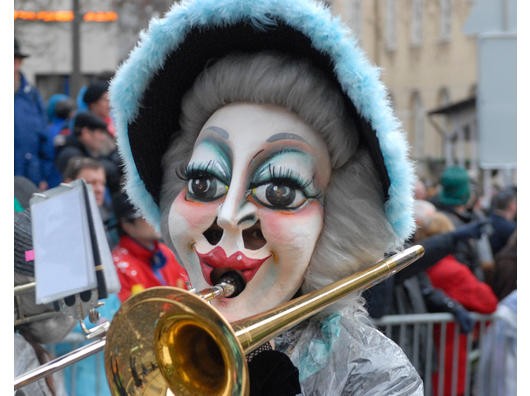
167,103,331,321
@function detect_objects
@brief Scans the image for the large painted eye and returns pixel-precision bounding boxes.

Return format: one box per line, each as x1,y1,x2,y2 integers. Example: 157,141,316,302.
252,182,307,209
187,176,227,202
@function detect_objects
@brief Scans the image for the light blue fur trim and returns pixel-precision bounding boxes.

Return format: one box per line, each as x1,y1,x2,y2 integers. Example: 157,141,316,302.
110,0,415,241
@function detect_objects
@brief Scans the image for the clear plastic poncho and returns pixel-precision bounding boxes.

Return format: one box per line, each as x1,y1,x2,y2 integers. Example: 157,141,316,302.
275,301,424,395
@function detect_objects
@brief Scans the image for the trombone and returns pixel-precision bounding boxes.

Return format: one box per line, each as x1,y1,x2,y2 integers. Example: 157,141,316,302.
15,245,424,395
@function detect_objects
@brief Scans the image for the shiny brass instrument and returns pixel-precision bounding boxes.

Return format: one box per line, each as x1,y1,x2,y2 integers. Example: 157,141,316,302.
14,245,424,394
104,245,424,395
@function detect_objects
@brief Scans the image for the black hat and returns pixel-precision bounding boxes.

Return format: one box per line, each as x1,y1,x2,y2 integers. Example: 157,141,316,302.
15,176,39,210
73,111,109,134
14,38,29,58
82,80,109,105
112,191,142,221
109,0,417,242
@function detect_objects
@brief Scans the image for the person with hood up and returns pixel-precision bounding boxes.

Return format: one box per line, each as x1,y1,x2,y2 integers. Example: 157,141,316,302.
42,93,76,188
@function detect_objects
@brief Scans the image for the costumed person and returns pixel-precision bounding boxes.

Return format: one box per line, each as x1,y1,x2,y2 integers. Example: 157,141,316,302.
476,289,517,396
108,0,423,394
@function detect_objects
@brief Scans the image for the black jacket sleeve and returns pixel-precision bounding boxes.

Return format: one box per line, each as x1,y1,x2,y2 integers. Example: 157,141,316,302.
395,233,455,282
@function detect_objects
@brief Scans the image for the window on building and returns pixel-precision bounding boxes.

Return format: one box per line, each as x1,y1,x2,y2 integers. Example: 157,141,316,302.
36,74,71,102
463,125,472,141
436,87,451,156
439,0,452,41
410,91,425,157
385,0,396,51
438,87,451,107
410,0,423,47
469,83,477,97
350,0,363,44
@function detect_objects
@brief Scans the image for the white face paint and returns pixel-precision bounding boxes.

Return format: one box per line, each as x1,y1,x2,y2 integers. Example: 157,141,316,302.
167,103,331,321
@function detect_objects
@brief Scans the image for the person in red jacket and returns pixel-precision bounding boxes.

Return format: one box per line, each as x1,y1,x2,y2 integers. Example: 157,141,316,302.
418,210,498,396
111,191,190,301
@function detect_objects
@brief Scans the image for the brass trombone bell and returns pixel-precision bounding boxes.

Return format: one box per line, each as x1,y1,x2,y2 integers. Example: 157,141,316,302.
104,287,247,396
101,245,424,396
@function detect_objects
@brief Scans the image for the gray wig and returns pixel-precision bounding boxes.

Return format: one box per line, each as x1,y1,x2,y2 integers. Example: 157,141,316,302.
160,52,400,295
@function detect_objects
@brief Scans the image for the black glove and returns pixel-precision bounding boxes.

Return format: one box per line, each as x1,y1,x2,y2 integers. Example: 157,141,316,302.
449,302,474,334
247,347,301,396
451,220,490,242
422,282,474,334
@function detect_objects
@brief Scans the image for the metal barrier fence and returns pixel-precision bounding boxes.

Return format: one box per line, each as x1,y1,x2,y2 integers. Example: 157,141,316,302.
373,312,494,396
49,312,505,396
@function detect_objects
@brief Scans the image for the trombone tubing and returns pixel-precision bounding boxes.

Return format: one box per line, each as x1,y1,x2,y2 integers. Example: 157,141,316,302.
14,337,106,390
233,245,424,353
14,245,424,391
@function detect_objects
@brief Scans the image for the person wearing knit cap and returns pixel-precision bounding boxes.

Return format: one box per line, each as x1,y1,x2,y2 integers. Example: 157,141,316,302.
82,79,116,136
434,165,486,275
55,112,123,194
437,166,471,209
107,0,422,394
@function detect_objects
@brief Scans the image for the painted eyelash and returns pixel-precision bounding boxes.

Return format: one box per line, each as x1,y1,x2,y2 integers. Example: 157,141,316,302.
182,161,229,184
183,161,214,178
269,165,312,188
253,165,320,198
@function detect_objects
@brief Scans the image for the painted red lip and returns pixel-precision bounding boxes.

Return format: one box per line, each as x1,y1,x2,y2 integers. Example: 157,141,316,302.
196,246,270,285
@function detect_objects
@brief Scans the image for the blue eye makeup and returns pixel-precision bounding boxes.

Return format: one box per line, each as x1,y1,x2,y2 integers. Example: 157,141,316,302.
182,142,322,209
250,150,322,210
184,161,229,202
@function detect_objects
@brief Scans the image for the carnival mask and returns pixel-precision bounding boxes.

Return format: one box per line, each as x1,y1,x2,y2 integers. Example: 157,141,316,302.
167,103,331,321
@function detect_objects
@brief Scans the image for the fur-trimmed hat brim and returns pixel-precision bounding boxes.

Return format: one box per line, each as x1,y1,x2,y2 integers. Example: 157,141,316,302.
110,0,416,242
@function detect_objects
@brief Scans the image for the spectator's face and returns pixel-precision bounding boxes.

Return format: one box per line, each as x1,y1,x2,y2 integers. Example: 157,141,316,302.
507,198,517,220
166,103,331,321
89,92,110,119
82,128,110,154
78,168,106,206
123,218,161,244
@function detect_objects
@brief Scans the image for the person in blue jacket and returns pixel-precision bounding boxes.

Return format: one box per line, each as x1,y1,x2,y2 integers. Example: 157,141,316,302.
14,38,48,190
42,93,76,188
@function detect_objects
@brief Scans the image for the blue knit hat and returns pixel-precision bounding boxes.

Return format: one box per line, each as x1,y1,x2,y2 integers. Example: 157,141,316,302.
438,166,471,207
110,0,416,243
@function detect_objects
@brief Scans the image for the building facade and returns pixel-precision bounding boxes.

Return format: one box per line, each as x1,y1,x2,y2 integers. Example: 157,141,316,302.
14,0,173,99
15,0,515,189
330,0,480,184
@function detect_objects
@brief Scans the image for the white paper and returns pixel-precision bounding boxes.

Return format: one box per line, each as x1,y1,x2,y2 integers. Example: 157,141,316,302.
85,183,121,294
32,182,97,304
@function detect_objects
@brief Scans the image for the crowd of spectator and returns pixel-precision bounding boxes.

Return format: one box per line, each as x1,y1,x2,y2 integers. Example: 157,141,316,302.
14,35,516,396
14,37,189,396
364,164,516,396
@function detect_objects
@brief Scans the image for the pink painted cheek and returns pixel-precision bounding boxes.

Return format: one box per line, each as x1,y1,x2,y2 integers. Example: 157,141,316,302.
172,191,219,231
258,201,324,246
